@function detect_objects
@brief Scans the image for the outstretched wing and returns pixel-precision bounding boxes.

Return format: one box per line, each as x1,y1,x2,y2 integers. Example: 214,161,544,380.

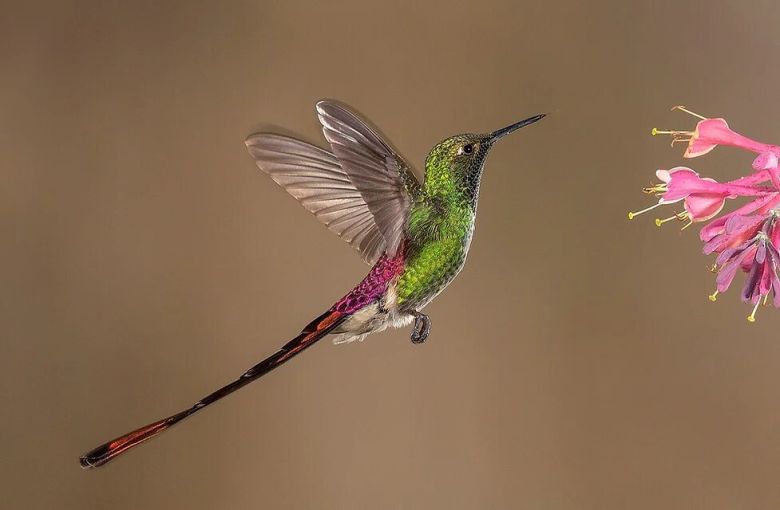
245,133,387,264
316,100,421,258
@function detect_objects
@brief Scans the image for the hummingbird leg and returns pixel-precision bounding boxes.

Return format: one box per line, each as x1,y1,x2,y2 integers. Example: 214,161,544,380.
410,311,431,344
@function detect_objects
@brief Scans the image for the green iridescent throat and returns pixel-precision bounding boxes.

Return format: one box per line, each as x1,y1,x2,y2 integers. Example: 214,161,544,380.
395,137,482,308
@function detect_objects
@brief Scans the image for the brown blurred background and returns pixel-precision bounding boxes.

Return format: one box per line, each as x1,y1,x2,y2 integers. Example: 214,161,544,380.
4,1,780,508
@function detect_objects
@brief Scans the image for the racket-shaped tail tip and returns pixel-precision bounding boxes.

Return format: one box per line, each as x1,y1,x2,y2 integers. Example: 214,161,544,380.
78,414,181,469
78,310,346,469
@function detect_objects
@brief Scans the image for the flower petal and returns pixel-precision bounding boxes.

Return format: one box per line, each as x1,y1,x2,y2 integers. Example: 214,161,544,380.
716,244,755,292
753,152,779,171
684,119,729,158
772,271,780,308
655,169,671,183
741,261,764,304
685,118,776,158
759,256,774,296
684,194,725,222
756,241,767,264
741,244,758,272
702,215,764,255
771,224,780,252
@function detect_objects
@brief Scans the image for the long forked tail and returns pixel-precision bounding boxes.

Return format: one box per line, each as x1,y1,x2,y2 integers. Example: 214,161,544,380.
79,309,347,469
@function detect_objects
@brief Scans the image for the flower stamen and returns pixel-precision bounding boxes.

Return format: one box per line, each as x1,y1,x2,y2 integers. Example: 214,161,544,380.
655,215,677,227
651,128,694,147
628,203,662,219
671,105,707,120
708,290,719,302
747,300,761,323
651,128,693,137
642,183,667,195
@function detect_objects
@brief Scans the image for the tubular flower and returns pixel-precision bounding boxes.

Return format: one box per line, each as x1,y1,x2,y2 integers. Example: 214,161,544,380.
630,106,780,322
651,106,780,159
629,167,770,228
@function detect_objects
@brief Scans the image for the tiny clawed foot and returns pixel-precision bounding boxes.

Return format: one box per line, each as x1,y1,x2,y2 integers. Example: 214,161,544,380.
410,312,430,344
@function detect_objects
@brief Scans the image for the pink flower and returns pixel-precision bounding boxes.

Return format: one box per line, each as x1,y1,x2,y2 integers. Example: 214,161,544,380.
713,219,780,321
657,167,733,222
631,105,780,322
652,106,780,159
628,167,770,227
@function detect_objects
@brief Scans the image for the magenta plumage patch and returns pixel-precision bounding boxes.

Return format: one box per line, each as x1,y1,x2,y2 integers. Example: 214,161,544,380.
334,250,406,314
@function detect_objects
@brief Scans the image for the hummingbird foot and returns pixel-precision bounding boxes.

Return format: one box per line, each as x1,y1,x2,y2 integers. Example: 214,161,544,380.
410,312,430,344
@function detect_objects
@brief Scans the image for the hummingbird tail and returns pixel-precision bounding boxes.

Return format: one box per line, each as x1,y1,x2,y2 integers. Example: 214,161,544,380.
79,309,348,469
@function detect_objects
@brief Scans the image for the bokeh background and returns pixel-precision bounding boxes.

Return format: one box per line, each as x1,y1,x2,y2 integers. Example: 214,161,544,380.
4,1,780,508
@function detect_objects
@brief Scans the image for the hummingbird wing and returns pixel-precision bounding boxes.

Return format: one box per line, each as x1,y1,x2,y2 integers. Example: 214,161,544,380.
316,100,421,259
245,133,388,264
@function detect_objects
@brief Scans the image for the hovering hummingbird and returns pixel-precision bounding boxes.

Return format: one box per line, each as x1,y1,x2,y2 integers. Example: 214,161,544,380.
80,100,545,468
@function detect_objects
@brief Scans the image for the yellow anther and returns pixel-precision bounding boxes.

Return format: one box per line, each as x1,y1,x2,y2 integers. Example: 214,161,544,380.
655,215,678,227
747,301,760,323
708,290,719,302
628,203,662,220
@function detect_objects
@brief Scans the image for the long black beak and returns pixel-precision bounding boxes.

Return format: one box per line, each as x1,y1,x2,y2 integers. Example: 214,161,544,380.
489,114,546,142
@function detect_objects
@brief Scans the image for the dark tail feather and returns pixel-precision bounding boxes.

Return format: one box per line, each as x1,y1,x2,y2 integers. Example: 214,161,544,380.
79,309,346,469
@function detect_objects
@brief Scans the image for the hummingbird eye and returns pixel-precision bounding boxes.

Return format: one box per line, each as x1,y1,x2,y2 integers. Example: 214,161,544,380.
458,144,474,156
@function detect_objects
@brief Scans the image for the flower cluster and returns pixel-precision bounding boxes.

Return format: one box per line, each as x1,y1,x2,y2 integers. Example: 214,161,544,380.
630,106,780,322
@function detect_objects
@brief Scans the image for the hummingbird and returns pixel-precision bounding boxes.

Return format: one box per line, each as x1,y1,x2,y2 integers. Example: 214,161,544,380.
79,100,545,468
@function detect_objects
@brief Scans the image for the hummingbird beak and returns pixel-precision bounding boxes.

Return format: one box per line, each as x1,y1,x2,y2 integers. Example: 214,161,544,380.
489,114,546,142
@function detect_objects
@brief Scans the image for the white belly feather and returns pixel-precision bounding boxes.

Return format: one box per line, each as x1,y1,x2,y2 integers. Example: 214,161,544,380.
330,282,414,345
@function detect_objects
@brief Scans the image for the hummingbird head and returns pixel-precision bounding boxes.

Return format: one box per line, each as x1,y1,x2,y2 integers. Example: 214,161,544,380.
424,114,545,202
